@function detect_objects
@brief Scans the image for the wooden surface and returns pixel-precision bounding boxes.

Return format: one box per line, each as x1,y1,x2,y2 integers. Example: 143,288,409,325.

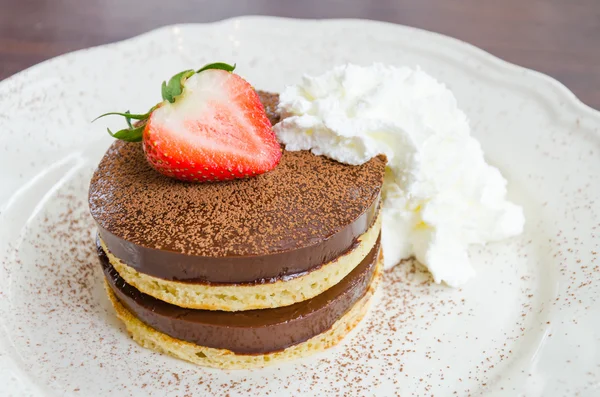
1,0,599,109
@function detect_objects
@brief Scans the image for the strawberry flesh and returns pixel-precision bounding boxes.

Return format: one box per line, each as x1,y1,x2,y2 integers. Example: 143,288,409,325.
142,69,281,182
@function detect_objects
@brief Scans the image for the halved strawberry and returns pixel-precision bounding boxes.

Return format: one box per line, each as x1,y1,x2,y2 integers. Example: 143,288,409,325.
94,63,282,182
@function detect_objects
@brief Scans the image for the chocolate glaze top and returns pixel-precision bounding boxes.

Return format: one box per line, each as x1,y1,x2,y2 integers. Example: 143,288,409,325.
89,92,386,282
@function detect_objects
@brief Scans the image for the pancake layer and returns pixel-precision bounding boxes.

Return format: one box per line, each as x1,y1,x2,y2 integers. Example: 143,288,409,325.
104,253,382,369
101,241,381,355
100,214,381,311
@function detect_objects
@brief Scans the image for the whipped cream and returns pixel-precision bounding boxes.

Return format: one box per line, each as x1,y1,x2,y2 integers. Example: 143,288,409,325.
274,63,524,287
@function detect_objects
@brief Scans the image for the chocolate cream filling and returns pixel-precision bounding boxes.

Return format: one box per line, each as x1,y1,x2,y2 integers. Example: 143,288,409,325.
102,237,381,354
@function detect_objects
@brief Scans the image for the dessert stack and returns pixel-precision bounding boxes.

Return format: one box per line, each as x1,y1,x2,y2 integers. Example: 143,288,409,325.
90,65,385,369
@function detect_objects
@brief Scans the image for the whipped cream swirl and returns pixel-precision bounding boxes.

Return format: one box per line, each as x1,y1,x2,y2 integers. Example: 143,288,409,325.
274,63,524,287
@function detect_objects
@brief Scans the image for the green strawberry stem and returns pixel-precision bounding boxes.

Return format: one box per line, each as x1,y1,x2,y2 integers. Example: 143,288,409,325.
125,111,133,128
93,62,236,142
92,111,151,122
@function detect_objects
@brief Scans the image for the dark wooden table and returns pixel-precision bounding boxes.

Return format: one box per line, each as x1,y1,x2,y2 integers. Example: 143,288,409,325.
1,0,599,109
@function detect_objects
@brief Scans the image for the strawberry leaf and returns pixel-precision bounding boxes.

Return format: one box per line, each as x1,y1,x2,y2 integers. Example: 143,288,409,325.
107,123,145,142
161,69,195,103
160,63,234,103
197,62,236,73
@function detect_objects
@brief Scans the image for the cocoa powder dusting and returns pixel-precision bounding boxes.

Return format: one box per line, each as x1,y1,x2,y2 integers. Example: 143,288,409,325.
89,92,386,257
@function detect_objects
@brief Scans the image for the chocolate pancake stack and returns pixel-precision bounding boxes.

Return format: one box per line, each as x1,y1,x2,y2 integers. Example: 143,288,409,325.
89,93,386,369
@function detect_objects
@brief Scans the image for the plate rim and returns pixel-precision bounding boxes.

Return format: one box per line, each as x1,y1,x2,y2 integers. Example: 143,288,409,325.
1,15,599,122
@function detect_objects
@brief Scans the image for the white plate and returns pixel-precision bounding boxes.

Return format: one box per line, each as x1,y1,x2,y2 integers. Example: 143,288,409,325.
0,16,599,397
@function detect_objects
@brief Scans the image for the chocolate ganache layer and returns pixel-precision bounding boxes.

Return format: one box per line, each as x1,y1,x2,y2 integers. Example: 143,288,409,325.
101,238,381,354
89,92,386,283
